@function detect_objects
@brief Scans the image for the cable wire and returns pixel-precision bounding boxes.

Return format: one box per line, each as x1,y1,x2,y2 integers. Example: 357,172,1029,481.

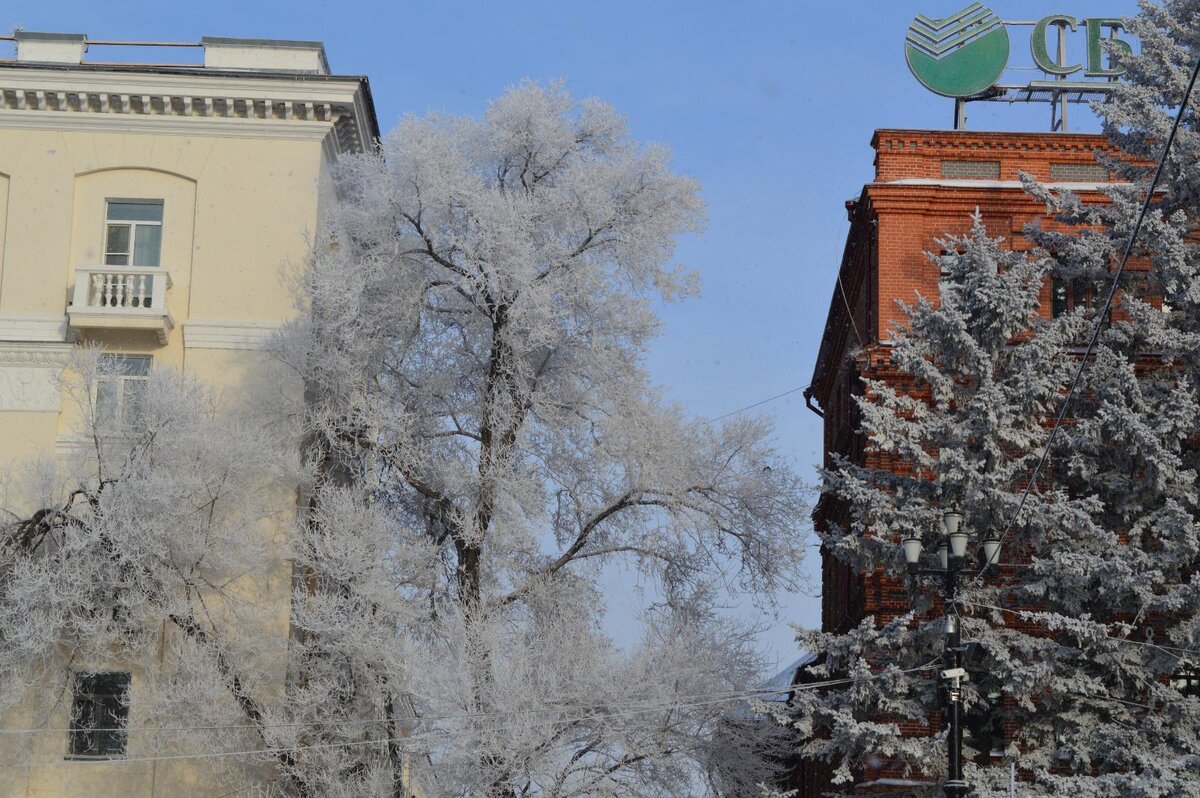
0,662,942,767
0,662,938,768
711,385,807,421
0,683,818,737
959,599,1200,658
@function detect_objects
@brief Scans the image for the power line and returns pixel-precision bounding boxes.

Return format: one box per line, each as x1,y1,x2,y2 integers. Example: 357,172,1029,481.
960,600,1200,658
0,663,940,768
711,385,807,421
0,683,815,737
709,239,866,423
963,51,1200,592
837,270,864,347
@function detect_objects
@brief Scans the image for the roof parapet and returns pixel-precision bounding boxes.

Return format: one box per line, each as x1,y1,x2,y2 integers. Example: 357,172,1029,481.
14,31,87,64
201,37,330,75
7,32,331,75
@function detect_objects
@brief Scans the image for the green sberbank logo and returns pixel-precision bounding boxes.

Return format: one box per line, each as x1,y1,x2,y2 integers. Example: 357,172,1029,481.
906,3,1010,98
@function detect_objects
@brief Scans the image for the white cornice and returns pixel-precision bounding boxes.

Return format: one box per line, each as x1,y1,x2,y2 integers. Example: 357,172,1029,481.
183,319,280,350
0,66,372,151
0,67,366,104
55,435,92,459
0,314,69,342
0,109,335,141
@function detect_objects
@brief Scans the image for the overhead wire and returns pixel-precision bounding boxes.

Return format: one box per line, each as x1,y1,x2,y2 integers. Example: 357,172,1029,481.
710,233,865,423
0,661,941,768
0,683,822,737
0,662,944,740
711,385,807,421
959,600,1200,658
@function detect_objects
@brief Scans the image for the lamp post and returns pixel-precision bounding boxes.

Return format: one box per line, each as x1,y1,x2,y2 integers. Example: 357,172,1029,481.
901,510,1001,798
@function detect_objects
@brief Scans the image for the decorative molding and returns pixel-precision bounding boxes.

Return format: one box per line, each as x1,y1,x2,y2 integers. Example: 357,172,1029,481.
0,340,74,366
0,314,69,342
55,435,92,460
880,179,1124,191
0,109,337,142
0,367,64,411
183,319,280,350
872,130,1124,156
0,68,372,151
0,342,72,412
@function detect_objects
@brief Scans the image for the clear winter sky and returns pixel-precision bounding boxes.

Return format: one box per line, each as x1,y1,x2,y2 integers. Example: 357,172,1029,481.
5,0,1136,673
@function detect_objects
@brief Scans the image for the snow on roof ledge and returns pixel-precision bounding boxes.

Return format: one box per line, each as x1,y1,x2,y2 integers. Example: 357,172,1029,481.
757,652,819,702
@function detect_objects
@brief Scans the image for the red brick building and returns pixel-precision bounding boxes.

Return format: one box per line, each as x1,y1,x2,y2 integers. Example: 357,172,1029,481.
796,129,1128,797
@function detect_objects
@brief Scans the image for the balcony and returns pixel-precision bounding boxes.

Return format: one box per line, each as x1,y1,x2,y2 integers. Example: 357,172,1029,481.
68,267,174,343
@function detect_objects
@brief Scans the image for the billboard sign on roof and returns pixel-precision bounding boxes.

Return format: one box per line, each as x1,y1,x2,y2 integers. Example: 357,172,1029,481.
906,4,1134,100
906,4,1011,98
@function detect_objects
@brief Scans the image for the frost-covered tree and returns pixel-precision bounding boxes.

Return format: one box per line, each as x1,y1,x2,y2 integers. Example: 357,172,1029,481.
278,81,809,797
780,3,1200,795
278,80,809,798
0,84,807,797
0,350,311,791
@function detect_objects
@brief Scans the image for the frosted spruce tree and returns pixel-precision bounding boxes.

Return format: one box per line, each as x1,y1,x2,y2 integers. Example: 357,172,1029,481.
781,2,1200,794
275,81,809,797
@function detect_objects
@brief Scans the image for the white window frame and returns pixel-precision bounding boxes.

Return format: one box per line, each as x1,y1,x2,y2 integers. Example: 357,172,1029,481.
94,355,152,434
103,200,163,268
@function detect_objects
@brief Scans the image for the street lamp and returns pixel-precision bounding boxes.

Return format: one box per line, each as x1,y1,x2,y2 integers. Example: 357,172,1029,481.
944,510,967,559
981,534,1002,569
901,509,1000,798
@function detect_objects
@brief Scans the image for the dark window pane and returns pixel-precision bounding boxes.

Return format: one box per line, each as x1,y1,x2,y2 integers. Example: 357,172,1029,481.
102,354,151,377
105,225,130,262
1073,278,1093,310
107,201,163,222
1173,667,1199,698
1052,278,1069,317
119,355,152,377
95,381,119,431
69,671,129,758
122,380,147,427
132,225,162,267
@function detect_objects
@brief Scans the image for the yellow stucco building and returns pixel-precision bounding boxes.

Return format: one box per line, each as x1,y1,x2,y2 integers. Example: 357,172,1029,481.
0,32,379,796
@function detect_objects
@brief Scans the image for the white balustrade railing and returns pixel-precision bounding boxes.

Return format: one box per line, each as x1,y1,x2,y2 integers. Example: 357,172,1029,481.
70,267,172,314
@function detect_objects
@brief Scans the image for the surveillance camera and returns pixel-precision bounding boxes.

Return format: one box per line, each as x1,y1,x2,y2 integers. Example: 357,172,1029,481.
941,667,966,680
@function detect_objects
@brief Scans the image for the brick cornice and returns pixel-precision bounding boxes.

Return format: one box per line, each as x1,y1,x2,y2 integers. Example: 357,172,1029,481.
863,182,1114,215
872,128,1121,155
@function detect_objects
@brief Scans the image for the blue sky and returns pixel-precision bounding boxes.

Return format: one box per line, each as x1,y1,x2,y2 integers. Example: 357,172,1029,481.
5,0,1136,670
